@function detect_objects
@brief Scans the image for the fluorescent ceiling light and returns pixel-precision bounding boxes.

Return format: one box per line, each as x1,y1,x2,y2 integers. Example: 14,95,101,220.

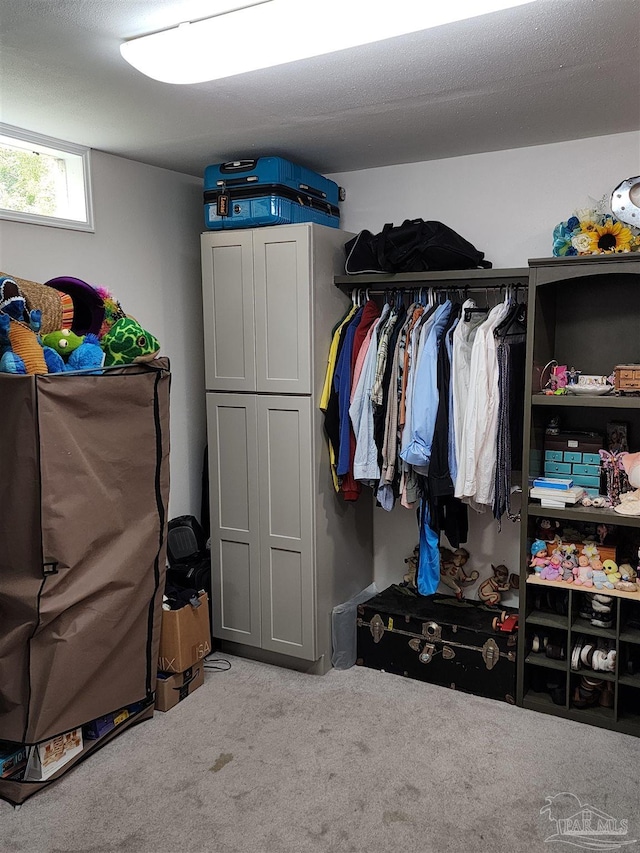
120,0,536,85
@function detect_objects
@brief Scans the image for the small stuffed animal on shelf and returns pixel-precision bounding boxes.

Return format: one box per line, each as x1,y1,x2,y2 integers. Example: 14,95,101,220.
439,546,478,600
530,540,549,576
478,564,518,606
540,550,563,581
535,516,562,544
602,559,622,586
573,555,593,587
558,543,578,583
616,563,638,593
591,563,614,590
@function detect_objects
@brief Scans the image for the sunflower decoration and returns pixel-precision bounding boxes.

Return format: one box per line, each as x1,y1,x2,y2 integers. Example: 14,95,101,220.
553,207,640,257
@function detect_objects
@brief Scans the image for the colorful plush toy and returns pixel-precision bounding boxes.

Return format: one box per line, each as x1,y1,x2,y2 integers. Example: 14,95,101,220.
530,540,549,575
40,328,104,373
592,566,614,590
0,309,48,374
573,556,593,587
602,559,622,585
101,317,160,366
541,551,563,581
42,328,85,358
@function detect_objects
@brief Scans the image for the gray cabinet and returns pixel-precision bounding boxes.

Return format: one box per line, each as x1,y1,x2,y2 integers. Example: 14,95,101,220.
202,224,373,671
202,226,311,394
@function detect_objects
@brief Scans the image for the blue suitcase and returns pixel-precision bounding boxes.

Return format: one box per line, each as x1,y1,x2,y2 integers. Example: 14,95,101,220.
203,157,342,230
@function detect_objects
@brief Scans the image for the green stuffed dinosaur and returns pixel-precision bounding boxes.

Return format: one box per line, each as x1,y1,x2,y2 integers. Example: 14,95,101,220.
101,317,160,366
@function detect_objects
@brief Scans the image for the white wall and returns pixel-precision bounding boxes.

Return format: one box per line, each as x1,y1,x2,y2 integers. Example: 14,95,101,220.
329,130,640,599
2,132,637,595
0,150,206,521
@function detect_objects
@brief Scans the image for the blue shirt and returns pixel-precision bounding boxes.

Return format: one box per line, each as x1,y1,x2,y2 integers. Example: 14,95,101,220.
400,300,452,472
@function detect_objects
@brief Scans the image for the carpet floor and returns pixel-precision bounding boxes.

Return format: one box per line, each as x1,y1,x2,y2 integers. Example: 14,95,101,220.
3,654,639,853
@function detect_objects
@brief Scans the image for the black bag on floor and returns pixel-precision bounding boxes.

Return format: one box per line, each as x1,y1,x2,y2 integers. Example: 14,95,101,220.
167,515,207,566
344,219,491,274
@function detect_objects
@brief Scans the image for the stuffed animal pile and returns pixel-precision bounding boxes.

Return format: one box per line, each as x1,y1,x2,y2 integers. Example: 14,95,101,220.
0,274,160,375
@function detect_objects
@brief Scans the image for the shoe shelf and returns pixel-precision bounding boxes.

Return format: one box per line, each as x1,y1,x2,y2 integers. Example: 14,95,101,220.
517,254,640,735
525,608,568,630
619,630,640,645
524,654,566,671
618,673,640,688
521,581,637,731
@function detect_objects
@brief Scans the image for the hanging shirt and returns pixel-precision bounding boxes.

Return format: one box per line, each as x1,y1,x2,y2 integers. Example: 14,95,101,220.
452,300,488,500
371,305,399,407
445,314,460,484
334,307,364,477
352,303,389,401
456,301,510,508
320,305,357,410
401,299,453,473
350,312,386,482
320,305,358,491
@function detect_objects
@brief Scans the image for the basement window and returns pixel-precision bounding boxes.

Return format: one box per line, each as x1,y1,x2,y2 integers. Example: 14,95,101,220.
0,124,94,231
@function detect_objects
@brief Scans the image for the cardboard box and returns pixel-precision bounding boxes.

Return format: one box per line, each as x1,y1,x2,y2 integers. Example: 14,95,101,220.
24,728,83,782
0,742,28,779
155,665,205,712
158,592,211,673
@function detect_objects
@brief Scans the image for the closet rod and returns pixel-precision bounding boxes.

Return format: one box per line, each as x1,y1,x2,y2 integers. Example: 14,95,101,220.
347,282,528,296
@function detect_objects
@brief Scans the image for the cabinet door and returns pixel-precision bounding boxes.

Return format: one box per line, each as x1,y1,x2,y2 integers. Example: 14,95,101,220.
257,396,315,659
206,393,261,647
253,225,311,394
201,232,256,392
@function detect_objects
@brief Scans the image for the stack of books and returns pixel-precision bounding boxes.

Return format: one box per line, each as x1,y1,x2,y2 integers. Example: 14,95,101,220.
529,477,586,509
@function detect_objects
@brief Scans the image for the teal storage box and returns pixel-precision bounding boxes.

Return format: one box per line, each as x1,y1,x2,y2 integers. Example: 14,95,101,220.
544,461,572,475
573,464,600,477
573,474,601,488
563,451,582,463
583,453,602,465
545,450,563,462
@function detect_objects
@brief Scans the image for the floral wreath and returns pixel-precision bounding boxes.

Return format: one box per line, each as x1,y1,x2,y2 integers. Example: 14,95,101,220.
553,201,640,257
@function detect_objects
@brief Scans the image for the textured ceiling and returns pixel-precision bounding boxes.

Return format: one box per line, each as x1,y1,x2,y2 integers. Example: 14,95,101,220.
0,0,639,178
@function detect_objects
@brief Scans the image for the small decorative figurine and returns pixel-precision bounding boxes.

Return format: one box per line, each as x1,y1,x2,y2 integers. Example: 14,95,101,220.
439,547,478,600
402,544,420,590
478,564,518,607
600,449,628,506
